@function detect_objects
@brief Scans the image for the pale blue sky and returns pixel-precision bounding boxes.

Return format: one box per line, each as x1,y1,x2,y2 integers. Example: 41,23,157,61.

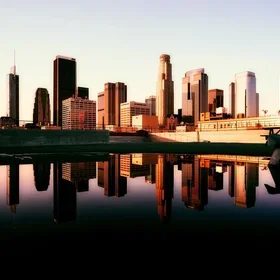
0,0,279,122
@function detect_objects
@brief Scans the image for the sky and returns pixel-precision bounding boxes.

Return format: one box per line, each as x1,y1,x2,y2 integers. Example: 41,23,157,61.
0,0,280,123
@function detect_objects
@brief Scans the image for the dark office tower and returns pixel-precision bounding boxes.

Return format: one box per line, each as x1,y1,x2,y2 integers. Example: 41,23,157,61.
7,66,19,126
155,154,174,223
6,164,19,214
53,163,77,223
182,68,208,125
101,82,127,127
33,88,51,125
145,95,156,115
208,89,224,113
76,87,89,99
53,55,76,126
156,54,174,127
33,163,51,191
228,82,235,117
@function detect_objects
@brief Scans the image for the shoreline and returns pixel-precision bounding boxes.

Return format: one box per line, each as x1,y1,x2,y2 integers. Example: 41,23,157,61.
0,142,274,157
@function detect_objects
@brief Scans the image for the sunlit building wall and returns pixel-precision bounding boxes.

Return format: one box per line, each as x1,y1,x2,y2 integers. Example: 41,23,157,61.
97,91,104,129
145,95,156,116
208,89,224,113
120,101,150,127
62,96,96,129
99,82,127,127
182,68,208,125
156,54,174,127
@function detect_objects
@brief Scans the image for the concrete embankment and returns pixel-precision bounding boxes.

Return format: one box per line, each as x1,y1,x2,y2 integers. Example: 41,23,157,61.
0,142,274,157
0,129,109,147
149,130,268,144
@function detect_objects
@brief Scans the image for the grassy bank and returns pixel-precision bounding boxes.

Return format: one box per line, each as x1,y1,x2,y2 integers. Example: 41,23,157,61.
0,142,274,157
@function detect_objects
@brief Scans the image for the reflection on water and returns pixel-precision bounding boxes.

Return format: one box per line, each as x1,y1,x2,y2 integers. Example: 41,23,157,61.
2,153,280,252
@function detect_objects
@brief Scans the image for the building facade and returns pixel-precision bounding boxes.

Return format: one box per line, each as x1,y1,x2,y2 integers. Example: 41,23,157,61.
234,71,257,118
33,88,50,125
53,55,76,126
132,114,158,130
76,87,89,99
228,82,235,117
97,82,127,128
208,89,224,113
145,95,156,115
7,66,19,126
182,68,208,125
97,91,104,129
156,54,174,127
62,96,96,130
120,101,150,127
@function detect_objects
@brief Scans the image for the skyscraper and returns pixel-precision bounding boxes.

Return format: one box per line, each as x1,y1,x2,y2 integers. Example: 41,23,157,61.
53,55,76,126
98,82,127,128
208,89,223,113
76,87,89,99
234,71,257,118
62,96,96,130
7,66,19,126
182,68,208,125
228,82,235,117
156,54,174,127
145,95,156,115
33,88,50,125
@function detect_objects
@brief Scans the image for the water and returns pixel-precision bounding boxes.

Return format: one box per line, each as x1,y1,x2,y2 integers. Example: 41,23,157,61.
1,153,280,255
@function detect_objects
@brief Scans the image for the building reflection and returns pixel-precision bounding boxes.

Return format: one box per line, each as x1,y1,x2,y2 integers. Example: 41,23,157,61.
155,154,174,223
233,162,258,208
181,156,208,211
120,154,150,178
4,153,265,226
130,153,158,184
227,163,235,197
98,154,127,197
53,163,77,223
62,162,96,192
6,164,19,215
33,163,50,191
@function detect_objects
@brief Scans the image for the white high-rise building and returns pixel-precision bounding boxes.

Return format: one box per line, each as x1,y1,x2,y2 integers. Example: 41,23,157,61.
234,71,257,118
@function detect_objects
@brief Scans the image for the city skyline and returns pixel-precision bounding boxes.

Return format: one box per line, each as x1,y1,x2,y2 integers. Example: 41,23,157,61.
1,0,280,122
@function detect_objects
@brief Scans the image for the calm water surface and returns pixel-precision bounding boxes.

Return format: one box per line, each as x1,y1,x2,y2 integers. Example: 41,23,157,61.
1,153,280,254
